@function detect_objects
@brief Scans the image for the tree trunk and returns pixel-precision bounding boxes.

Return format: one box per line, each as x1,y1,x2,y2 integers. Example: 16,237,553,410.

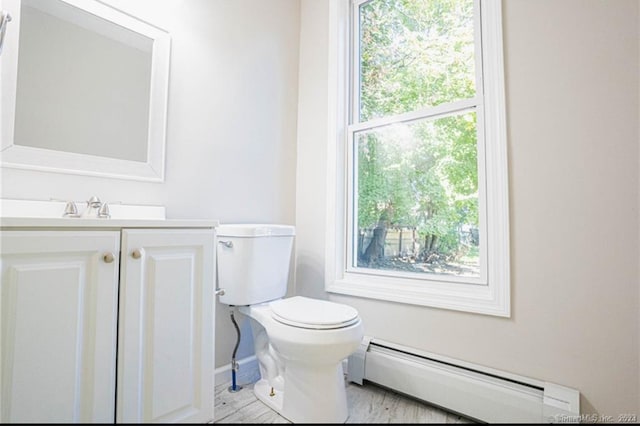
361,222,388,265
422,234,439,263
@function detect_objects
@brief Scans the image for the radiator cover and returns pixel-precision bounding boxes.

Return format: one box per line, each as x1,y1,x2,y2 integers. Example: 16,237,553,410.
347,337,580,423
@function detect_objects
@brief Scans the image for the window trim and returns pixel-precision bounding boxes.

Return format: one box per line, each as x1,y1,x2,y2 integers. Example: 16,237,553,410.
325,0,510,317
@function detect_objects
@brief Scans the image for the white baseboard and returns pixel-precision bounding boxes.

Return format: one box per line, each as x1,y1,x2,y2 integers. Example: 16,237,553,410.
214,355,260,388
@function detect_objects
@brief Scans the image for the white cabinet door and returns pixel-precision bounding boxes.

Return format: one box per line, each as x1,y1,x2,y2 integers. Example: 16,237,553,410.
117,229,215,423
0,231,120,423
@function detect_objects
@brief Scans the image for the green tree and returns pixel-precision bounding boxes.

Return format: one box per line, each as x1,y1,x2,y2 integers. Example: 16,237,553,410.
356,0,479,272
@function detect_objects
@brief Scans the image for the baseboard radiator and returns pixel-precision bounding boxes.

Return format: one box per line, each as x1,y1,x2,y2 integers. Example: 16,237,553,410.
347,337,580,424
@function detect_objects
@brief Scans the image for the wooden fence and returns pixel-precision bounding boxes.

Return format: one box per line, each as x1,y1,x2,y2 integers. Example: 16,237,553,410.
358,226,418,259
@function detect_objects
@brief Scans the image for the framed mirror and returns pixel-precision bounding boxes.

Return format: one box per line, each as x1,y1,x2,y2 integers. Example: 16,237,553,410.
0,0,170,181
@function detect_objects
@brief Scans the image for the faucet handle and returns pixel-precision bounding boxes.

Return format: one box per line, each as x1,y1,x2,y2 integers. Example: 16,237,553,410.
98,202,111,219
63,201,79,217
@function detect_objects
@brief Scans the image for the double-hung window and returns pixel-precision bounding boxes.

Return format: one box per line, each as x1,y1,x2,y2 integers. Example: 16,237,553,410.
326,0,510,316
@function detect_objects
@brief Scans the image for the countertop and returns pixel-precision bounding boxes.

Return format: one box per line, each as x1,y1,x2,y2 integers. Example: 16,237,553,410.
0,217,219,229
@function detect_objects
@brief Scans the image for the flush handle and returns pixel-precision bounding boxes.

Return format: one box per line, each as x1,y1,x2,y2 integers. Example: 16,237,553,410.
218,240,233,248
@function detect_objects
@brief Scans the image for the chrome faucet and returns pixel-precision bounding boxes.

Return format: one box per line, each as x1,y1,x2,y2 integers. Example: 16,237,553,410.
80,196,110,218
81,196,101,218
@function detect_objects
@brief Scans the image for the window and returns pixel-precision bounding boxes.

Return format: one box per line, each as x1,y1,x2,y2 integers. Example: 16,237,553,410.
326,0,510,316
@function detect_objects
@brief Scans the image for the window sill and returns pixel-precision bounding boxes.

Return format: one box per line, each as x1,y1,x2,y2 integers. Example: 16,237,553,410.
326,272,510,317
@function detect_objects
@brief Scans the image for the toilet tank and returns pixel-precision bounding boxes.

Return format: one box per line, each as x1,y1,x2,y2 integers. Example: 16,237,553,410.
216,224,295,306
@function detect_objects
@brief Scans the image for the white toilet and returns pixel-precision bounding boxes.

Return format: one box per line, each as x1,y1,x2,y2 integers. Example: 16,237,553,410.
216,224,364,423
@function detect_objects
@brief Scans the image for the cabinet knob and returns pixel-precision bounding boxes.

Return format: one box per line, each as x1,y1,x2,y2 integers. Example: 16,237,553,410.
131,249,142,259
103,252,115,263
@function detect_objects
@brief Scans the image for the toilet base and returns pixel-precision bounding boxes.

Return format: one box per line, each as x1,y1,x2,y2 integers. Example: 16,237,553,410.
253,361,349,423
254,379,285,415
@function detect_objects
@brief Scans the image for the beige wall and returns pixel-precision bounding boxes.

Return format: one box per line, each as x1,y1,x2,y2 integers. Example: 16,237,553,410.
295,0,640,416
1,0,301,369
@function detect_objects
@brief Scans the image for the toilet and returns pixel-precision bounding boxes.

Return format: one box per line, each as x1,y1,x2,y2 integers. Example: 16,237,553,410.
216,224,364,424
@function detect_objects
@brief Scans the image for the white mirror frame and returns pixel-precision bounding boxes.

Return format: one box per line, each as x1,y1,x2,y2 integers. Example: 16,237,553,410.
0,0,170,182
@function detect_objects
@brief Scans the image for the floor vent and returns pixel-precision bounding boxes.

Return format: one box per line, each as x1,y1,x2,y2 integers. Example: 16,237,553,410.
347,337,580,424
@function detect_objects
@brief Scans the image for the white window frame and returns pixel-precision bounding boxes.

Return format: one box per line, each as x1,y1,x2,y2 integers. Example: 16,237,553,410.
325,0,510,317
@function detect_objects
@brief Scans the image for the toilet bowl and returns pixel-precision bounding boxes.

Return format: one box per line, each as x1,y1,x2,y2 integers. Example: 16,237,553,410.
239,296,363,423
216,224,364,423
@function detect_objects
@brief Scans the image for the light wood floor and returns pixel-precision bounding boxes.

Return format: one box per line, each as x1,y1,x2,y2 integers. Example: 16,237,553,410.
214,378,475,424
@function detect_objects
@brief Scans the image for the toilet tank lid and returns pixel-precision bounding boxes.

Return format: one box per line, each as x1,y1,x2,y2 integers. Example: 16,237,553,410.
217,223,295,237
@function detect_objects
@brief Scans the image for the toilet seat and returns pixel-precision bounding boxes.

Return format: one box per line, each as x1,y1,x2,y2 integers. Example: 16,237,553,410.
270,296,360,330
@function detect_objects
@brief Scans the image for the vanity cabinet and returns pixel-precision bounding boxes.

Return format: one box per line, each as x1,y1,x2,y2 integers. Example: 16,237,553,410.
0,225,215,423
116,229,214,423
0,230,120,423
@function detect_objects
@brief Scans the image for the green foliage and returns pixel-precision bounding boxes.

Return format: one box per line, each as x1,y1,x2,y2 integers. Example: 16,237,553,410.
359,0,476,120
356,0,479,262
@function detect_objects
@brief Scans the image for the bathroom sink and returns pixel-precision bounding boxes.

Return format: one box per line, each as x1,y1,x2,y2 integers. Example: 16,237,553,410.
0,198,220,229
0,197,166,220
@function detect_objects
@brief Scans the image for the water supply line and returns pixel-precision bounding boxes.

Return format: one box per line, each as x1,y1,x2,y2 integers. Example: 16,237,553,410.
0,11,12,56
228,307,243,393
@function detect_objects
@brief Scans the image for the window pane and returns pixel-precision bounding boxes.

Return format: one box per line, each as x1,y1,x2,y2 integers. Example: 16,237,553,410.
355,111,479,278
358,0,476,121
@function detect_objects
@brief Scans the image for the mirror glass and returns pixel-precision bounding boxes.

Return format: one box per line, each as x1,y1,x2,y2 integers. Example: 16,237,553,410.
1,0,170,181
16,0,152,162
